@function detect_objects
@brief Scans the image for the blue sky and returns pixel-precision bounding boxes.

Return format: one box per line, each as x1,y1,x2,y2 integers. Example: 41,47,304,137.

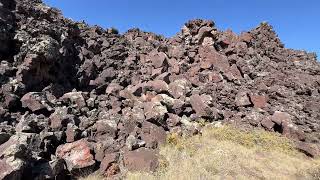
44,0,319,57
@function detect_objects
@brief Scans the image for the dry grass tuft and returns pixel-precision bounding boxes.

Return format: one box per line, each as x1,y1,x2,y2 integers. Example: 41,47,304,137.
78,174,105,180
126,125,320,180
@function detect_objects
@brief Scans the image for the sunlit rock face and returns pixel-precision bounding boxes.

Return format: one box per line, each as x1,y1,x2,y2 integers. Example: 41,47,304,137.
0,0,319,179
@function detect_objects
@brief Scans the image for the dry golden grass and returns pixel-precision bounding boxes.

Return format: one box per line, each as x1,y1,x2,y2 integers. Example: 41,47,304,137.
78,174,105,180
127,125,320,180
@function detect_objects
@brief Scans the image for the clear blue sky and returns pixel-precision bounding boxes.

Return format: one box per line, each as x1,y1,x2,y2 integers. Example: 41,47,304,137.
44,0,319,57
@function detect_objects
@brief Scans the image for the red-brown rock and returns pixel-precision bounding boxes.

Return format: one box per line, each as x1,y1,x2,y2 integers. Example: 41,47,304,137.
250,95,267,108
208,72,223,83
66,124,81,143
219,29,238,45
20,92,48,112
49,107,73,130
166,113,181,128
140,121,166,149
239,32,253,43
61,92,87,109
0,135,28,180
149,52,168,68
235,91,252,107
56,139,95,172
145,80,169,93
143,100,168,124
271,111,291,125
105,83,123,95
295,142,319,158
229,64,243,80
99,153,120,176
260,117,275,130
271,111,305,140
199,46,230,72
123,148,159,172
190,94,217,118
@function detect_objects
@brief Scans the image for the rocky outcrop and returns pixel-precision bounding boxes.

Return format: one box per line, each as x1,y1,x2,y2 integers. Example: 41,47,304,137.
0,0,320,179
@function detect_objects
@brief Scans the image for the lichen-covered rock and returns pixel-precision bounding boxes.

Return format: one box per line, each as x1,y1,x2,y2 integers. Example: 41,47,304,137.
144,100,168,125
168,79,191,99
235,91,252,107
56,139,95,172
0,134,30,180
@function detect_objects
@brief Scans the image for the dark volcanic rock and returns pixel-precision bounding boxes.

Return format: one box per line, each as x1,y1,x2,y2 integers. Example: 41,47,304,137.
0,0,319,179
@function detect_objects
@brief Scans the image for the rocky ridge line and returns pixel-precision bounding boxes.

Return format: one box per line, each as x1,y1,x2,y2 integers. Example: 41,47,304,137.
0,0,320,179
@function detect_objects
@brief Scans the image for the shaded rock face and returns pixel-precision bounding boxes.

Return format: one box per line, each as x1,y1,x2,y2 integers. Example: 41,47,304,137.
0,0,16,59
0,0,320,179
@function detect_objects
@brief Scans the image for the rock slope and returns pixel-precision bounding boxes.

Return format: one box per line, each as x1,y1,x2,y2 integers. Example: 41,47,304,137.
0,0,320,179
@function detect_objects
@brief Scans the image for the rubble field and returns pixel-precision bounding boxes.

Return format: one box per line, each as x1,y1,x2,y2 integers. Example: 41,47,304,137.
0,0,320,179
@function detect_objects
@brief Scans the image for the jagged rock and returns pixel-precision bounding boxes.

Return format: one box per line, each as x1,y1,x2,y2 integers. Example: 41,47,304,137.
29,36,60,61
140,121,166,149
97,110,120,130
225,64,243,80
250,94,267,108
235,91,252,107
180,115,201,135
94,111,121,140
199,46,230,71
166,113,181,128
295,142,319,158
0,134,29,180
126,134,146,151
0,0,319,178
271,111,305,140
144,100,168,125
145,80,169,93
149,51,168,68
56,139,95,173
261,117,275,131
271,111,291,126
105,83,123,95
168,79,191,99
190,94,217,119
94,121,117,140
239,32,253,43
61,92,87,110
197,26,215,44
153,94,185,115
21,92,53,112
93,138,116,162
16,36,60,89
49,107,76,130
99,153,120,177
3,93,20,109
66,124,81,143
15,113,48,133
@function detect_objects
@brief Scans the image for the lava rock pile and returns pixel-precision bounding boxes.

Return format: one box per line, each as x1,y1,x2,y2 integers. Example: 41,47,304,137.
1,0,320,179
